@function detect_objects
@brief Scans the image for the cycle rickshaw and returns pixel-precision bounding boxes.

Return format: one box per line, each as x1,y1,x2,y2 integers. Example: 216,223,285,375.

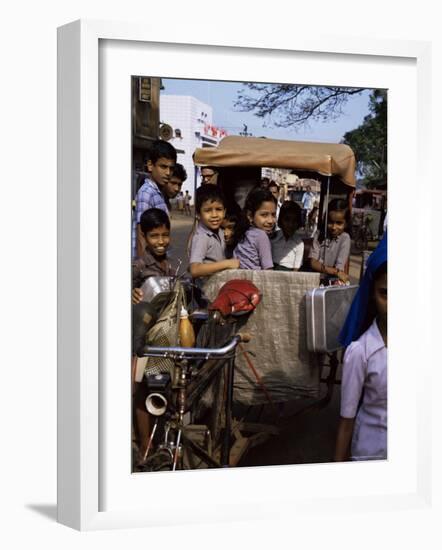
136,136,359,472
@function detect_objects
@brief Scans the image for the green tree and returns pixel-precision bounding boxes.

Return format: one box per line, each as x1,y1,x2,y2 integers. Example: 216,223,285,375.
343,90,387,188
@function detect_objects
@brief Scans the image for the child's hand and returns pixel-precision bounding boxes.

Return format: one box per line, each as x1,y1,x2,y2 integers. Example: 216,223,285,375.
226,259,240,270
132,288,144,304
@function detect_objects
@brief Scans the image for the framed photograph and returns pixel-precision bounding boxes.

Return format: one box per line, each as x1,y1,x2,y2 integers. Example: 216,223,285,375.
58,19,432,530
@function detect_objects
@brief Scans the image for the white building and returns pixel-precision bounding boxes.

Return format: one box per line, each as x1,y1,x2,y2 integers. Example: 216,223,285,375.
160,95,227,202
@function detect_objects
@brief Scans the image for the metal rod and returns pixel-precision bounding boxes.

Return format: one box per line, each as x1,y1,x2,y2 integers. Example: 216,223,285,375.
141,335,241,360
221,357,235,467
324,175,331,244
142,418,158,463
172,429,182,471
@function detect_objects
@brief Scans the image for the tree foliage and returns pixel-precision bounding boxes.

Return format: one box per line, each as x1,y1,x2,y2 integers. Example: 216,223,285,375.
234,83,365,127
235,83,387,188
343,90,387,188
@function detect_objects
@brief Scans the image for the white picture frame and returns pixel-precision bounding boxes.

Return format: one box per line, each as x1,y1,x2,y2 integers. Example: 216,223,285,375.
57,19,433,531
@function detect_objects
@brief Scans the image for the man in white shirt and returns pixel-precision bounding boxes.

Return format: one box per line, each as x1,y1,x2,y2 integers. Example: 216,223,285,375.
301,185,315,228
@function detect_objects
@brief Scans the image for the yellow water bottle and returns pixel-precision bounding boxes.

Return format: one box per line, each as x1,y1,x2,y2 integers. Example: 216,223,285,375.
179,306,195,348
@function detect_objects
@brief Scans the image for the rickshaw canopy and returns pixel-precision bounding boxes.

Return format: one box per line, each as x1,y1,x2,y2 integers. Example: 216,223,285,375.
194,136,356,188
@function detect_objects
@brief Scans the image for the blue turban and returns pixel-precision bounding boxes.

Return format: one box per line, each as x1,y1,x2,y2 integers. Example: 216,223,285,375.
339,231,388,347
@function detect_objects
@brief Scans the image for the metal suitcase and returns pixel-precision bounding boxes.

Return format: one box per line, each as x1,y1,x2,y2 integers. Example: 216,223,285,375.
306,284,358,353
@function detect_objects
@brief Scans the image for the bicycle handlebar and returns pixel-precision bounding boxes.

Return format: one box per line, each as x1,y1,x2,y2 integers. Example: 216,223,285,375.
141,333,251,361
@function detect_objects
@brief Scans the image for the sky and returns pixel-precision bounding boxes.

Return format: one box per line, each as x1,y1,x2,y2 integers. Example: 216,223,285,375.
161,78,372,143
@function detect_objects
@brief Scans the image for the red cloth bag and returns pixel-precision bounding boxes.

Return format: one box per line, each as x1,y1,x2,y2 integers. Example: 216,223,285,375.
208,279,261,317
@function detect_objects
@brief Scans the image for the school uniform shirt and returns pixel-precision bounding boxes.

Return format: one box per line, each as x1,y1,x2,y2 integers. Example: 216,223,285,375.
189,222,225,265
308,231,351,271
233,227,273,270
132,248,172,289
132,177,169,257
340,319,387,460
271,230,304,270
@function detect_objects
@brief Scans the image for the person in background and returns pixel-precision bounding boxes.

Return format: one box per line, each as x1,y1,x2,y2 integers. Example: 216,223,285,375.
268,180,283,220
301,185,315,229
200,166,219,185
271,201,304,271
233,187,276,270
335,234,387,462
309,198,351,283
132,139,176,258
163,163,187,209
177,191,184,214
260,177,270,189
307,205,319,237
184,190,192,216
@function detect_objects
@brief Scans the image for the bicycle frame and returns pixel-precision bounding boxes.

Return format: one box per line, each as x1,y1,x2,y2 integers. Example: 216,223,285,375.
139,334,247,471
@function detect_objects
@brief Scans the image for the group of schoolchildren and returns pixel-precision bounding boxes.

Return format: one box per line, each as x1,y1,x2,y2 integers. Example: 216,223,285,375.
189,184,353,280
131,138,387,465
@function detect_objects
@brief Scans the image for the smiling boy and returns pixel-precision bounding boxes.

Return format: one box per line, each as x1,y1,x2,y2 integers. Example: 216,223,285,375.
189,185,239,278
132,139,177,258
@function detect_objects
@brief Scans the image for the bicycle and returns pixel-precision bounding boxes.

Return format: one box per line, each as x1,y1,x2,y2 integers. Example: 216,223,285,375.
137,332,250,472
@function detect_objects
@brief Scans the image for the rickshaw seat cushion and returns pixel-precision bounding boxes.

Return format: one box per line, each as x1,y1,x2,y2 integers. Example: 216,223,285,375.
208,279,261,317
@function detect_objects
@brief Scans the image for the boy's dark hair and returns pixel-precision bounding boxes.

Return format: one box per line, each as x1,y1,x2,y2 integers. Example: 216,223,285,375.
172,162,187,182
268,180,279,190
319,197,352,242
195,184,225,213
140,208,170,235
278,200,302,228
148,139,177,164
224,212,240,224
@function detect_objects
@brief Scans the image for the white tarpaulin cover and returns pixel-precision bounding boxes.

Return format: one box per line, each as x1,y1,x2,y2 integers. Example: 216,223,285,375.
203,270,321,405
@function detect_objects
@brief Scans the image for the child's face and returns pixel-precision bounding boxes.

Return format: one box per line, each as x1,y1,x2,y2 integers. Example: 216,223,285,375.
199,200,225,231
327,210,346,238
373,271,387,321
221,220,235,244
147,157,175,188
144,224,170,257
163,176,183,199
249,201,276,234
